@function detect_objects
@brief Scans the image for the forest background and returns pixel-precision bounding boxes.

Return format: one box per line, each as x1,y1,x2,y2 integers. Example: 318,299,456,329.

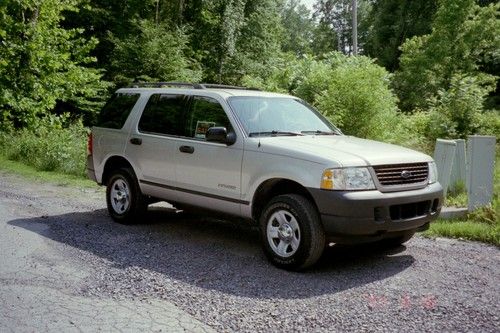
0,0,498,176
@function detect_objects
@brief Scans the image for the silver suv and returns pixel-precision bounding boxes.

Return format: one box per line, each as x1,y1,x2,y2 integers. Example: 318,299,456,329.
87,82,443,270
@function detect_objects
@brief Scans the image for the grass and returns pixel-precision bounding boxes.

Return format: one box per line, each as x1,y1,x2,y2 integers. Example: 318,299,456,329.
0,154,97,189
423,218,499,246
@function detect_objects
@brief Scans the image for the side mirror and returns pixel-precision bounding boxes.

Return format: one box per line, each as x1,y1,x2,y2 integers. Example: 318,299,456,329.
206,127,236,145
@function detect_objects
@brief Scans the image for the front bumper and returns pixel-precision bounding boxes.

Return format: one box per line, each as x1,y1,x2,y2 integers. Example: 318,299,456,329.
308,182,443,242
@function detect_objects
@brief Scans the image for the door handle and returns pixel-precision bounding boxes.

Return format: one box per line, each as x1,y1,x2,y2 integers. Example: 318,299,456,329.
130,138,142,145
179,145,194,154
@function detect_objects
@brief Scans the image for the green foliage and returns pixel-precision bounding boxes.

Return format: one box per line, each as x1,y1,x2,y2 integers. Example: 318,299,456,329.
243,52,408,143
314,56,401,141
313,0,372,55
0,115,88,176
426,74,497,140
395,0,500,112
364,0,437,71
227,0,284,83
0,0,109,128
310,22,337,57
280,0,314,56
398,74,499,150
109,20,202,84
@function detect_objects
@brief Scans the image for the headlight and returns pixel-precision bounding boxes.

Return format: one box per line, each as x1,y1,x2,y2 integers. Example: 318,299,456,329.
321,167,375,190
428,161,438,184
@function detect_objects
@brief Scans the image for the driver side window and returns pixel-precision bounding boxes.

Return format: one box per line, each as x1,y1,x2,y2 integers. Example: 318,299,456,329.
185,96,231,139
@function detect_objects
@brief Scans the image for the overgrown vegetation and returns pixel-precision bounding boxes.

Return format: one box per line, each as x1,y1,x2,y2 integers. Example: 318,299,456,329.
0,115,87,177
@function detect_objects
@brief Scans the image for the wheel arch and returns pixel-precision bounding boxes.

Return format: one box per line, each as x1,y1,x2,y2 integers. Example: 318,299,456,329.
251,178,318,221
102,156,135,186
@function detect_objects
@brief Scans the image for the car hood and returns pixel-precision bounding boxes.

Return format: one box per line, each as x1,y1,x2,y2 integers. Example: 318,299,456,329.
254,135,432,167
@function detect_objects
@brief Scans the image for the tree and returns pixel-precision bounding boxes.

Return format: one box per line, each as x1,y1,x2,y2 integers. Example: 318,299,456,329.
313,0,371,55
394,0,500,112
109,20,202,84
310,21,338,56
364,0,437,71
0,0,108,128
280,0,315,56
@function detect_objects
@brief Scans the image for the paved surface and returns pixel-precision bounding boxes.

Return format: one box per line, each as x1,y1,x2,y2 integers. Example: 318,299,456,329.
0,171,499,332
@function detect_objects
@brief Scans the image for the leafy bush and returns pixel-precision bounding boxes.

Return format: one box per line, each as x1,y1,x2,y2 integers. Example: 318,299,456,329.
242,53,412,144
426,74,497,140
0,114,87,176
314,55,402,142
397,74,499,151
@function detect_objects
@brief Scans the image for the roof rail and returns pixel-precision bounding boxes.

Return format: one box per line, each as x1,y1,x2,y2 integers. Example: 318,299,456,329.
130,82,203,89
198,83,260,91
129,81,260,91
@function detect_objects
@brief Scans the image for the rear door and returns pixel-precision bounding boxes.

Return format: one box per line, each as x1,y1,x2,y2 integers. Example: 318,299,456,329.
125,93,188,201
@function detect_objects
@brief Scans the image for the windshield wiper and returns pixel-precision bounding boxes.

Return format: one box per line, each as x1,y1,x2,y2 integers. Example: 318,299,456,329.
249,130,304,137
301,130,337,135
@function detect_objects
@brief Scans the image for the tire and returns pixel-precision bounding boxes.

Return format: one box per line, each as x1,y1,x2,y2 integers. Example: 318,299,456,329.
106,168,147,224
259,194,325,271
381,231,416,248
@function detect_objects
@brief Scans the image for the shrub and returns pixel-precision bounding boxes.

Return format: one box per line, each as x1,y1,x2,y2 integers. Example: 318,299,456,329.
313,55,404,142
0,114,87,177
242,53,412,144
398,74,499,150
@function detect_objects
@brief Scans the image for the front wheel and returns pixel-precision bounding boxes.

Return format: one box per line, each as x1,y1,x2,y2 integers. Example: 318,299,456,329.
106,168,147,224
260,194,325,271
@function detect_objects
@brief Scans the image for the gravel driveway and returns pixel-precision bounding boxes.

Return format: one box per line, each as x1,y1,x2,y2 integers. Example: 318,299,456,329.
0,171,499,332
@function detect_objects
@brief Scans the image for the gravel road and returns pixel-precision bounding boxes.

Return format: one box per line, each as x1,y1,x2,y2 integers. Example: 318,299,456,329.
0,171,499,332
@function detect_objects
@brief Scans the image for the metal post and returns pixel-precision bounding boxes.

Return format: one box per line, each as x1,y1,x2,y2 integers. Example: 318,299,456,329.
467,135,496,211
433,139,457,198
352,0,357,55
449,139,467,193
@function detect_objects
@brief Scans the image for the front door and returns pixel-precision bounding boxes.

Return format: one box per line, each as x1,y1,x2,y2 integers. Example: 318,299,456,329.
174,95,244,216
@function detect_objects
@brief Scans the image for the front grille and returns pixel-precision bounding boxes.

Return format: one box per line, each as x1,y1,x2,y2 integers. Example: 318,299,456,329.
390,201,432,221
373,162,428,186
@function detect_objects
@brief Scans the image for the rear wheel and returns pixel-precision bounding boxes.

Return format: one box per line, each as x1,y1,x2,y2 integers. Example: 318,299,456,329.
260,194,325,271
106,168,147,224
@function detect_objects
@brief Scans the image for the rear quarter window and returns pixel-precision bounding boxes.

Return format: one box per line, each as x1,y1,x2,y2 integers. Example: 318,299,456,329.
96,93,140,129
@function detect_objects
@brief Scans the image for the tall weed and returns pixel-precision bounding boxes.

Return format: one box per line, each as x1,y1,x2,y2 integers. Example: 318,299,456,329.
0,114,88,177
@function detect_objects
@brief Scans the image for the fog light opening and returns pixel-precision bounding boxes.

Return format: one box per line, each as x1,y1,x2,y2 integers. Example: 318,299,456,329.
431,199,439,213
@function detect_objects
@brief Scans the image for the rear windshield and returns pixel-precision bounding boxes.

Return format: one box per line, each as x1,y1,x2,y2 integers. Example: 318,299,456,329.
96,93,140,129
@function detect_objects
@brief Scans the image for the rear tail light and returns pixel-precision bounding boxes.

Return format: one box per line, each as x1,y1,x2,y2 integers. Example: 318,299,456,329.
87,133,93,156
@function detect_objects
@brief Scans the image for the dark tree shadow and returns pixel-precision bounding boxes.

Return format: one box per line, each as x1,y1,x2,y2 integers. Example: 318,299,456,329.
9,207,415,299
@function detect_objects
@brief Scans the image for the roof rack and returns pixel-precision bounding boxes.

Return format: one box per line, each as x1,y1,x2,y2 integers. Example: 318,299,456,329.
129,81,260,91
130,82,203,89
198,83,260,91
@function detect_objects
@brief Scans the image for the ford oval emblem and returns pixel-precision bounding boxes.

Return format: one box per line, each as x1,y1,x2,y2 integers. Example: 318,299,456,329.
401,170,412,179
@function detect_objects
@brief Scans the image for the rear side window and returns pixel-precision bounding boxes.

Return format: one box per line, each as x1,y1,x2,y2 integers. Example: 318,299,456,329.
138,94,186,136
96,93,140,129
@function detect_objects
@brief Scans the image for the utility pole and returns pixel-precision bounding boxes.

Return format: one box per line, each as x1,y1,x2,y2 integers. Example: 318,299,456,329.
352,0,357,55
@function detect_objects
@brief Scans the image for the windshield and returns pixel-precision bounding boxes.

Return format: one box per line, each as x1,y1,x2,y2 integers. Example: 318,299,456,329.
227,97,340,136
